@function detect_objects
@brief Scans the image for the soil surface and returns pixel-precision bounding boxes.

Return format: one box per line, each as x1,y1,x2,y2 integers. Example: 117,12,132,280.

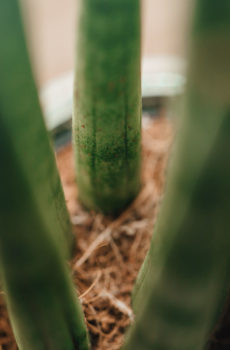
0,116,229,350
58,116,173,350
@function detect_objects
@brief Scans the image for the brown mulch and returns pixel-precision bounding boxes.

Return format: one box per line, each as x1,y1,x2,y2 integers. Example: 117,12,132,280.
57,116,173,350
1,116,228,350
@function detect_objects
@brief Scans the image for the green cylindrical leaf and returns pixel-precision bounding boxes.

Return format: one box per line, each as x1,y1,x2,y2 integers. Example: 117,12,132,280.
0,145,89,349
73,0,142,215
0,1,73,256
0,1,89,349
124,1,230,349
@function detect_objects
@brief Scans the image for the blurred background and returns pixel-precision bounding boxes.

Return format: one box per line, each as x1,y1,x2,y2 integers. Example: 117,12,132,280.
21,0,193,132
23,0,192,86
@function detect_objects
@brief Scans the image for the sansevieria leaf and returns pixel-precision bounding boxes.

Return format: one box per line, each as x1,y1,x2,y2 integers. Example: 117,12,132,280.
0,1,89,349
73,0,142,215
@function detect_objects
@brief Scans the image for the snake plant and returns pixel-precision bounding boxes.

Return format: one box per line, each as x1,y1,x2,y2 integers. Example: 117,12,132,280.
0,1,89,349
123,1,230,349
73,0,142,215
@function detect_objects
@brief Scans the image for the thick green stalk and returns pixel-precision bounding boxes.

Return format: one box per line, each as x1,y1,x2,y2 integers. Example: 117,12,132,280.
0,1,73,256
0,135,89,350
73,0,142,215
123,1,230,349
0,1,89,349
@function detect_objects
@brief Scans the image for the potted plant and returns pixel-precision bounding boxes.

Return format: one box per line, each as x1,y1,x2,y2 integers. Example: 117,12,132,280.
1,0,230,349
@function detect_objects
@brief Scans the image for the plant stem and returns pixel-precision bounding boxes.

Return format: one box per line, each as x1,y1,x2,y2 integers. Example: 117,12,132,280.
124,1,230,349
73,0,142,215
0,1,89,349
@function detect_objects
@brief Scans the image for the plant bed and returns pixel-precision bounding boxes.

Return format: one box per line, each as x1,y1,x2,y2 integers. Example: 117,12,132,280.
0,116,172,350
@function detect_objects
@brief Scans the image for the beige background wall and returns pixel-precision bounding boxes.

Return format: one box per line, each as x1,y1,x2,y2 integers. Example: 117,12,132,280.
23,0,192,86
